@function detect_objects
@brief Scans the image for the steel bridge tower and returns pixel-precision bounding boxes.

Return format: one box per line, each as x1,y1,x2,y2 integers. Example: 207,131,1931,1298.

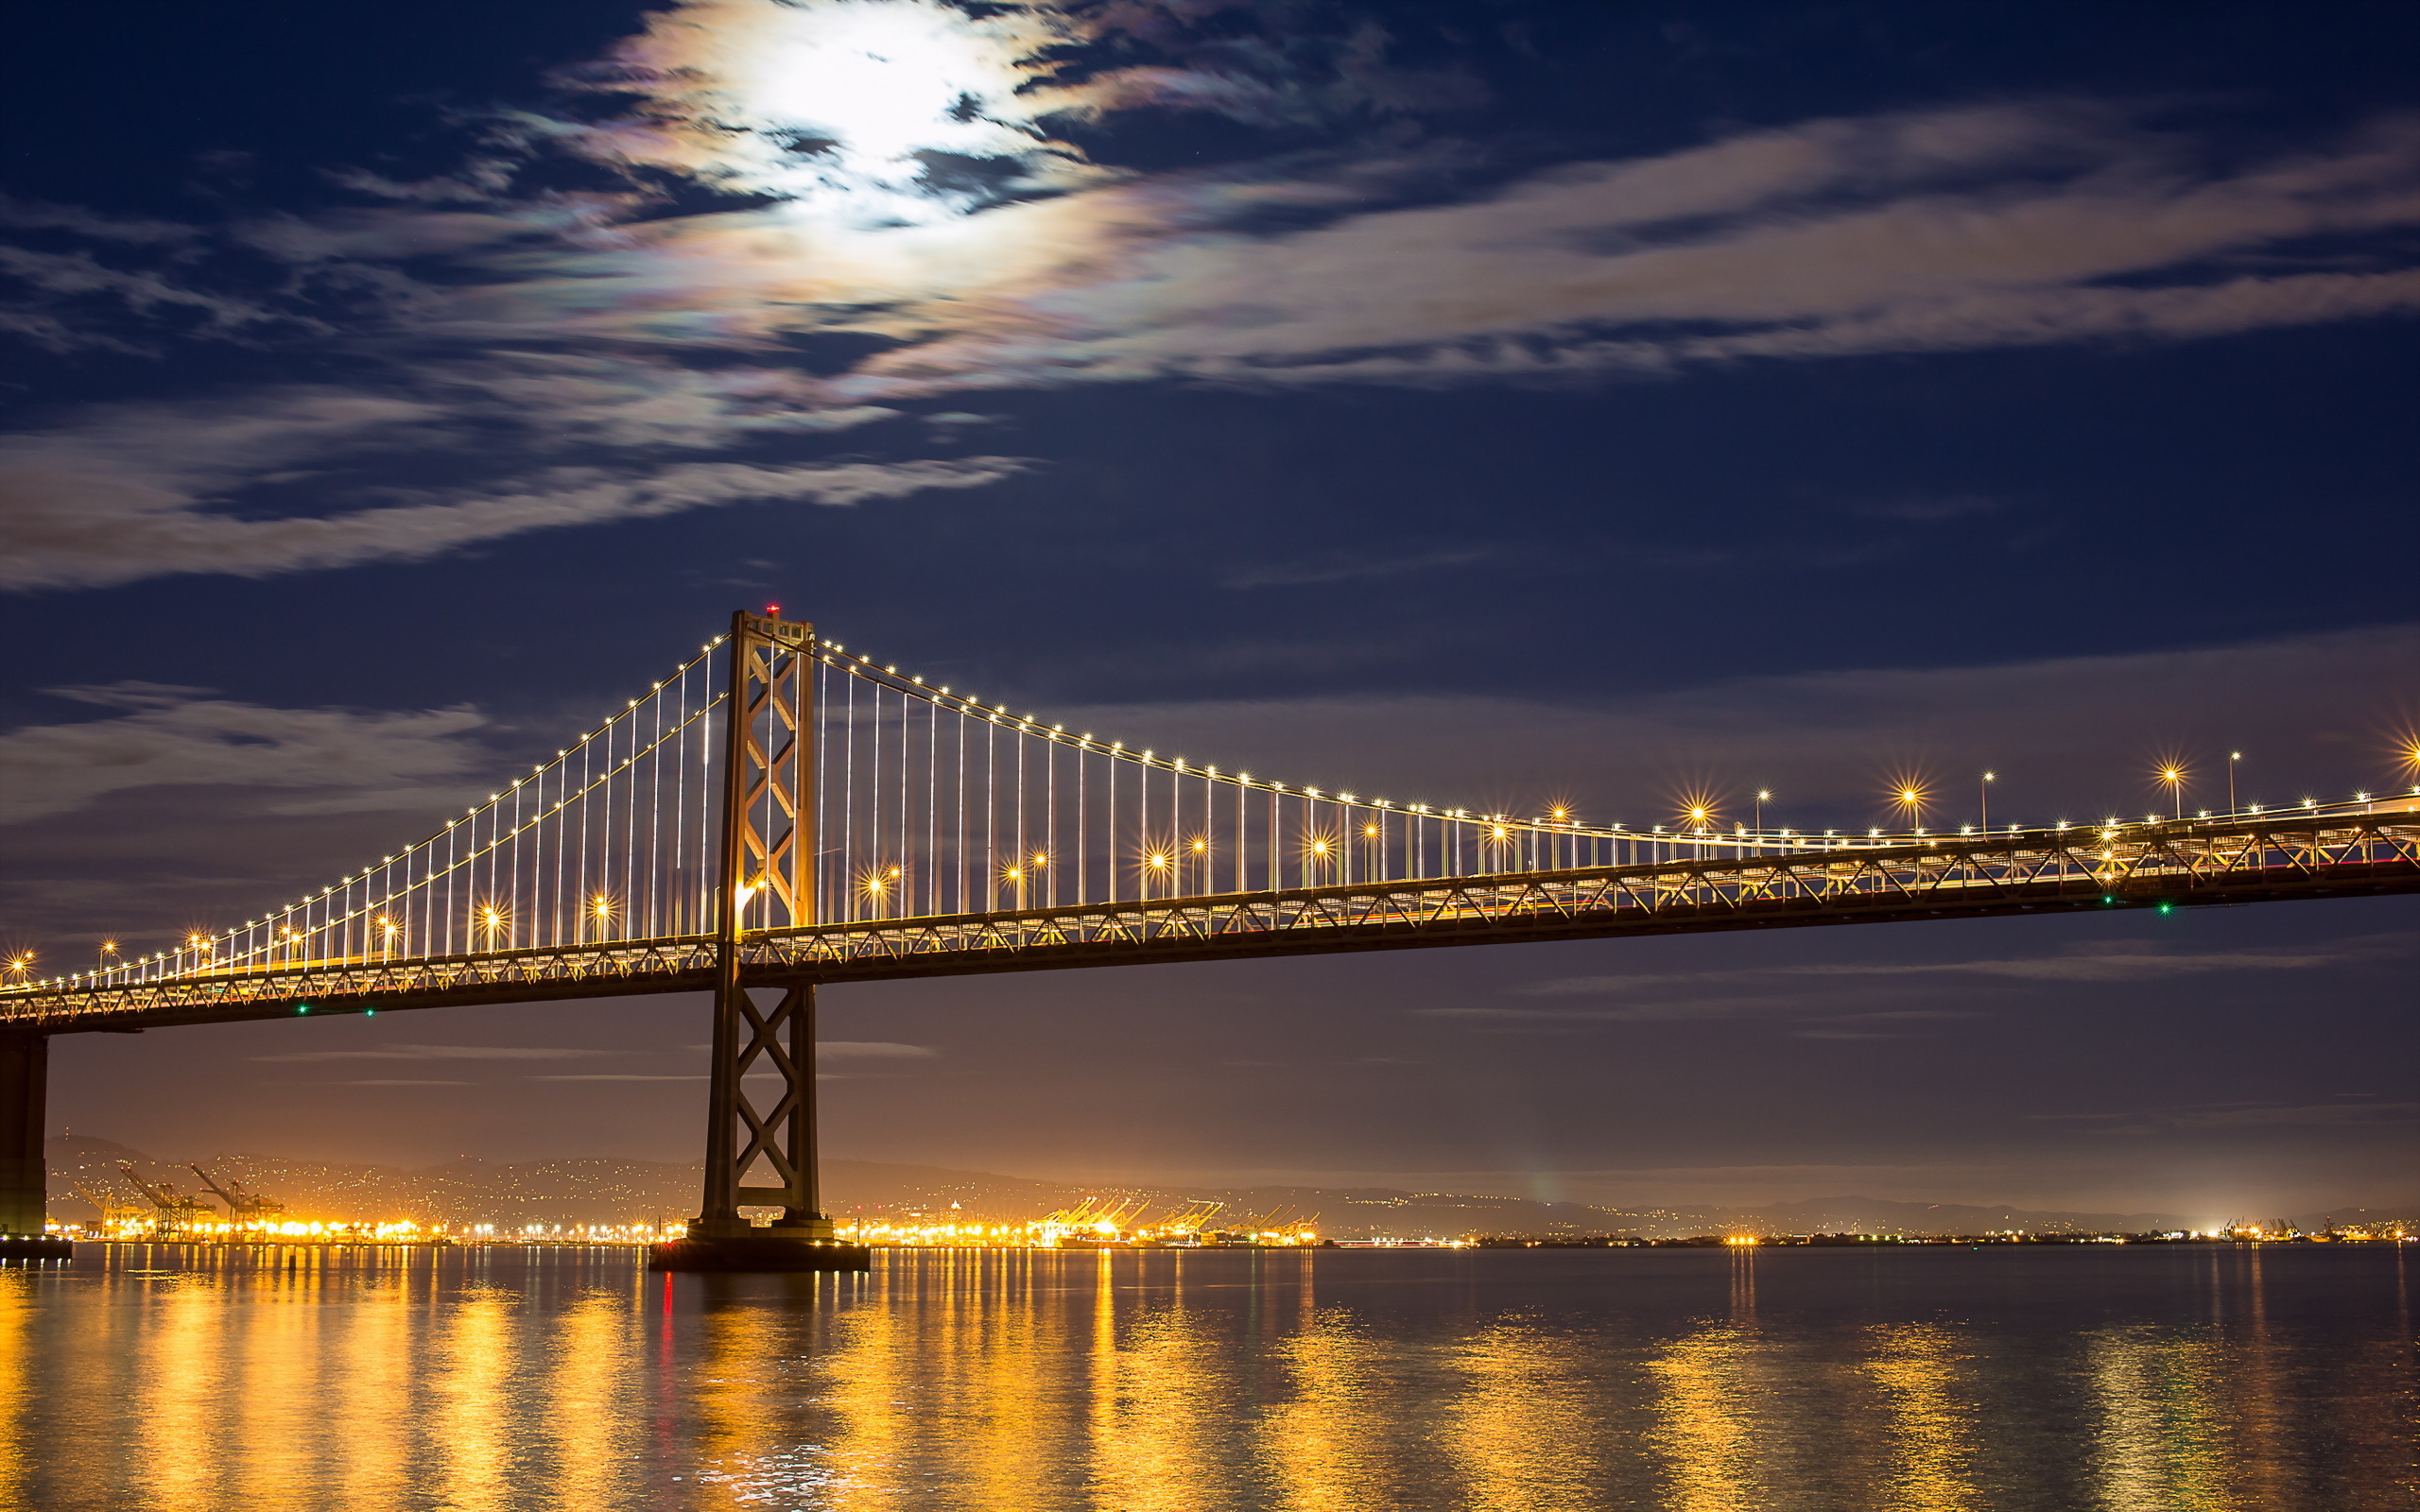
652,610,866,1270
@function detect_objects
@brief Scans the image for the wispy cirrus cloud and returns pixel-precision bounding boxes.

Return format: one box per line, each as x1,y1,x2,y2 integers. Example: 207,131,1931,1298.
1520,935,2411,1000
2169,1102,2420,1128
1434,933,2414,1024
253,1043,626,1063
0,429,1026,592
817,1041,939,1059
2035,1096,2420,1133
0,682,491,828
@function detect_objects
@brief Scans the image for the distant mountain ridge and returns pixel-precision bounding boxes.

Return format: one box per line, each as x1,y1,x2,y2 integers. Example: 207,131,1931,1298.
49,1137,2390,1237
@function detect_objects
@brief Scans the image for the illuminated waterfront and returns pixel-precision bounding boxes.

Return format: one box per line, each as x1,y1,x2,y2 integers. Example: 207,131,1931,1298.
0,1244,2409,1509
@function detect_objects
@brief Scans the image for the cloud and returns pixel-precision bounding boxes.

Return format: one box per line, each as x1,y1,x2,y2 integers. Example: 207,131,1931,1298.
0,404,1028,590
1479,935,2411,1022
1855,495,2003,523
4,10,2417,591
1522,936,2409,998
253,1043,625,1063
0,244,295,353
1220,547,1490,589
531,1074,709,1082
0,683,492,827
0,193,202,244
2169,1102,2420,1128
1424,991,1878,1025
816,1041,938,1058
2043,1099,2420,1132
825,105,2420,397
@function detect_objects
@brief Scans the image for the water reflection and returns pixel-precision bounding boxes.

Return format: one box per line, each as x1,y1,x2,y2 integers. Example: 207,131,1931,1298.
330,1257,411,1507
1445,1316,1605,1510
550,1285,641,1508
1647,1324,1766,1509
1264,1305,1397,1509
1861,1324,1975,1510
0,1274,31,1492
2089,1327,2238,1509
0,1243,2407,1510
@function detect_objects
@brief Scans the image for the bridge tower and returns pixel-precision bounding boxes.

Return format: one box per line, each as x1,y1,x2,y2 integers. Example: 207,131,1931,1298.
651,610,868,1272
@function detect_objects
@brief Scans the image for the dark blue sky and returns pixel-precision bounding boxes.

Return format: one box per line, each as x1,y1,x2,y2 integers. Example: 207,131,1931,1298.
2,1,2412,1217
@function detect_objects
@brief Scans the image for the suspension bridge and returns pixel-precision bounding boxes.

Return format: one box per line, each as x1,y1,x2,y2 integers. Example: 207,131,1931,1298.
3,611,2414,1266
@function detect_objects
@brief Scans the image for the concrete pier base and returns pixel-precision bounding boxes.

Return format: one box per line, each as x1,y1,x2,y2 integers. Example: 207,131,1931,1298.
0,1037,61,1264
648,1236,872,1272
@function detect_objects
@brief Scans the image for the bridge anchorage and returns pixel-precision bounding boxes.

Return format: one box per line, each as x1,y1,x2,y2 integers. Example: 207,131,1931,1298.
3,610,2416,1268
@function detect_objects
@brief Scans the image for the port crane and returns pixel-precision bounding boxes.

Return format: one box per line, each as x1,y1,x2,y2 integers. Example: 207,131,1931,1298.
69,1179,143,1232
115,1161,216,1237
189,1165,286,1228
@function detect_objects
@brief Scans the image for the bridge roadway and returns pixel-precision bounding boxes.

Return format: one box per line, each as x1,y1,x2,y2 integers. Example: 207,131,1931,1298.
8,806,2414,1035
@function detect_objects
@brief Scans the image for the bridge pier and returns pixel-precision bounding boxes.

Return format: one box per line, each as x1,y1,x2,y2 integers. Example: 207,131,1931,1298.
650,982,868,1273
0,1036,70,1263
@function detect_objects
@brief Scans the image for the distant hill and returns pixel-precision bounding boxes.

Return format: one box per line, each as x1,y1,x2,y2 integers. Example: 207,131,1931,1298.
1711,1195,2201,1236
53,1136,2344,1237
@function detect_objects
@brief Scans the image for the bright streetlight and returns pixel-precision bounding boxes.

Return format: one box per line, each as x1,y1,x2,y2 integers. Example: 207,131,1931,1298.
2158,765,2186,819
1893,782,1927,833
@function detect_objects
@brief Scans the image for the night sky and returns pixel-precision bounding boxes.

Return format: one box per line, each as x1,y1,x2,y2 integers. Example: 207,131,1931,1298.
1,1,2412,1221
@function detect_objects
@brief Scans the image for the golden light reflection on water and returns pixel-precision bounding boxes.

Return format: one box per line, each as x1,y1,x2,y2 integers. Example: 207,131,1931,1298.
946,1252,1078,1508
1646,1324,1766,1510
1444,1316,1606,1511
550,1283,643,1508
819,1264,914,1506
2089,1326,2241,1510
327,1256,412,1507
0,1274,31,1492
432,1282,518,1511
1861,1324,1977,1511
0,1245,2408,1510
1263,1305,1399,1509
1090,1270,1221,1511
137,1272,235,1511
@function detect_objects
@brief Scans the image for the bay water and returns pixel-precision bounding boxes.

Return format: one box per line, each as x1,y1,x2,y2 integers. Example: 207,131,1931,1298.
5,1242,2412,1509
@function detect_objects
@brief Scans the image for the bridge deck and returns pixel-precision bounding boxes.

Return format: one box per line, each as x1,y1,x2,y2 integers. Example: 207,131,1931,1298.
6,811,2412,1034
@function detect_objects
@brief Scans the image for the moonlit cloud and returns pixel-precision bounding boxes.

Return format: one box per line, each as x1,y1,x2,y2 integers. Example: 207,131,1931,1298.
0,683,491,827
2,2,2418,592
558,0,1111,225
0,405,1026,590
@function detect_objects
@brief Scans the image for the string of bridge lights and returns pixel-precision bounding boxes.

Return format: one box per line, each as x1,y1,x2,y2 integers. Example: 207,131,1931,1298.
5,624,2415,994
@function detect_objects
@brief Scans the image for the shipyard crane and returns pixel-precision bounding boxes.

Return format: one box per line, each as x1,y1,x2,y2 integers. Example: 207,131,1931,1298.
115,1162,216,1237
69,1180,142,1232
189,1166,285,1228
